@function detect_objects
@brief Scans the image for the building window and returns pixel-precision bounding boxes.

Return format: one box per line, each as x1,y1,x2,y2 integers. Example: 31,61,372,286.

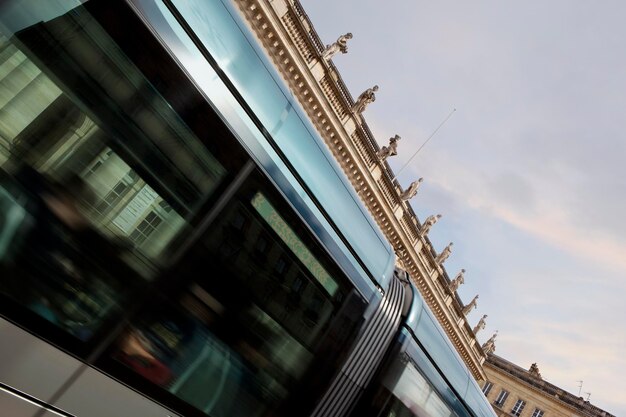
531,408,544,417
494,389,509,407
482,381,493,396
511,399,526,416
129,210,163,246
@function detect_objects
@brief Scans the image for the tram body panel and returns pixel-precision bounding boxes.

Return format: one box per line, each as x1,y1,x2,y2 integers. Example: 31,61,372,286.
0,1,492,417
0,318,81,403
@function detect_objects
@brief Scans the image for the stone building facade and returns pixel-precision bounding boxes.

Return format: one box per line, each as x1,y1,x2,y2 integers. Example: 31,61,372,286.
482,354,615,417
232,0,488,379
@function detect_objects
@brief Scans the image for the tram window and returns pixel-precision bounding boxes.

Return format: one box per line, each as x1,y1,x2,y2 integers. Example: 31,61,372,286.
355,352,457,417
0,2,247,346
109,170,365,417
274,256,288,275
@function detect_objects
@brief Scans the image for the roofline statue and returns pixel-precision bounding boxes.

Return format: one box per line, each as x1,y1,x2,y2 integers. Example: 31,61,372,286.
529,363,542,379
462,294,479,315
321,32,353,62
435,242,453,265
472,314,487,335
448,268,466,292
352,85,378,115
400,178,423,201
376,134,401,162
482,331,498,355
419,214,441,238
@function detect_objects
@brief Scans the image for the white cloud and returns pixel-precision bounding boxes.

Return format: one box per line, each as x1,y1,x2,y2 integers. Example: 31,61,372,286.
469,186,625,274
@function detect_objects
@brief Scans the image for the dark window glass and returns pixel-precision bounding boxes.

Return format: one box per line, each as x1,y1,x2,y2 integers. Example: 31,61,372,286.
254,234,269,255
109,171,365,417
511,399,526,416
482,381,493,396
354,351,457,417
495,390,509,407
231,211,246,231
274,256,287,275
291,275,305,293
0,1,247,348
531,408,544,417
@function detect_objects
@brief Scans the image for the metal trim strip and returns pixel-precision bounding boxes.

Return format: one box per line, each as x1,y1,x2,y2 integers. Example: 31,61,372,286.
0,381,75,417
310,272,405,417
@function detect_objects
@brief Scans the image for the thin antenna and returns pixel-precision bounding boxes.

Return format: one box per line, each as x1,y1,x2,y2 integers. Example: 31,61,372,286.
584,392,591,402
391,108,456,181
577,380,583,396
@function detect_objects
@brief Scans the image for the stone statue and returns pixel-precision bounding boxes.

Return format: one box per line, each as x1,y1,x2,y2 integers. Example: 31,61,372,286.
482,331,498,355
529,363,542,379
376,135,401,161
321,32,353,61
448,269,465,292
435,242,453,265
462,294,479,315
400,178,423,201
352,85,378,115
419,214,441,237
472,314,487,334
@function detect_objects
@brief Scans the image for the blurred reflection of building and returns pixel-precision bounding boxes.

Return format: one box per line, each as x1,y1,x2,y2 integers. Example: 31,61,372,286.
231,0,488,380
482,354,615,417
0,32,214,274
0,10,348,409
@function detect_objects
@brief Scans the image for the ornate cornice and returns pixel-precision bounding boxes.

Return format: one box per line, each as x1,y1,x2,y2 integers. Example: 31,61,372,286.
233,0,486,380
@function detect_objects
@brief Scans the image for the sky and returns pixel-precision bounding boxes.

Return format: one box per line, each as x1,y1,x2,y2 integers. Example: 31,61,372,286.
302,0,626,415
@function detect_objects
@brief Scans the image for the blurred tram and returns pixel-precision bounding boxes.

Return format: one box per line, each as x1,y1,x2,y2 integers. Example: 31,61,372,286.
0,1,496,417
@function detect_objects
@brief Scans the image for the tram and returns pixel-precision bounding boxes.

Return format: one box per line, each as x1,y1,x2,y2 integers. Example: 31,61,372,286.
0,1,496,416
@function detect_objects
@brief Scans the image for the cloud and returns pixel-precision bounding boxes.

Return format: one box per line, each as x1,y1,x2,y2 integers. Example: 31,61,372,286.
410,152,626,414
498,317,626,415
408,148,626,276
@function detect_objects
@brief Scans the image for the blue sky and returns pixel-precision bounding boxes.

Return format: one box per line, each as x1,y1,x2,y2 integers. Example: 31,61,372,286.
302,0,626,414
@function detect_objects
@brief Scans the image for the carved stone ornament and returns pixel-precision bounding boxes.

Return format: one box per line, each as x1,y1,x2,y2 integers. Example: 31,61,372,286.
472,314,487,334
352,85,378,115
435,242,453,265
462,294,479,315
529,363,542,379
482,331,498,355
321,32,353,61
419,214,441,237
376,134,401,161
400,178,423,201
449,268,465,292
